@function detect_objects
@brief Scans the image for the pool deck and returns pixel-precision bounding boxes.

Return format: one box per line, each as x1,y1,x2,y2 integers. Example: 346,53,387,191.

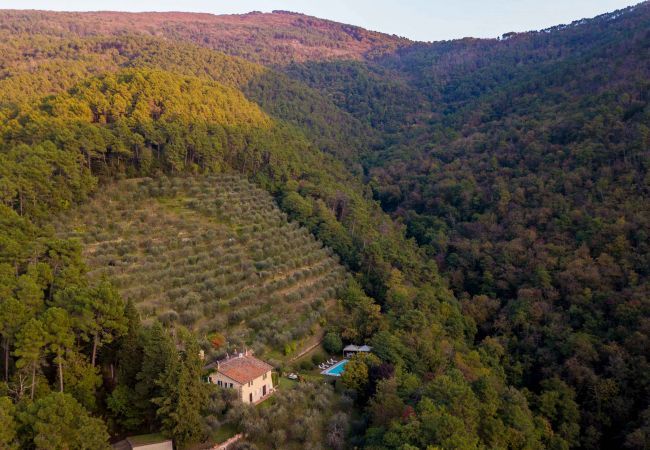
320,359,348,377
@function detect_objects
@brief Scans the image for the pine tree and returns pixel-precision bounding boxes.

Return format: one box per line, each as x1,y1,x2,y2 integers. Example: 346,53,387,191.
0,396,18,449
54,282,127,367
13,318,46,399
106,299,145,429
88,282,127,367
0,297,28,382
115,299,143,385
19,392,109,449
172,333,208,446
136,322,177,429
154,330,207,447
42,308,74,392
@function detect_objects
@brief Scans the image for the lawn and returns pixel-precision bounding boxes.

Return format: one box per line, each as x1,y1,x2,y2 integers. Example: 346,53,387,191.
278,376,298,391
210,423,238,444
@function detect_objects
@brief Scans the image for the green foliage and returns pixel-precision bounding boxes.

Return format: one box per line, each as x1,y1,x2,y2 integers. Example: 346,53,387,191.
0,396,18,449
323,332,343,355
108,321,213,446
134,322,178,428
18,392,110,449
0,5,648,448
13,318,46,400
281,191,314,224
57,175,347,353
54,281,127,366
107,385,143,432
0,142,96,220
338,279,385,343
537,378,581,448
64,352,102,411
341,353,374,392
41,307,74,392
153,331,208,446
282,4,650,447
311,351,327,366
229,381,344,448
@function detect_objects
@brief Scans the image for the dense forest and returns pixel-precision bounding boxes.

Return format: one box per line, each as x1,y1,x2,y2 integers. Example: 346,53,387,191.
0,3,648,449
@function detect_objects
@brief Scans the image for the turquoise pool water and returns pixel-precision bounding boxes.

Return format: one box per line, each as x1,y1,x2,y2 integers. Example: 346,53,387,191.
322,359,348,377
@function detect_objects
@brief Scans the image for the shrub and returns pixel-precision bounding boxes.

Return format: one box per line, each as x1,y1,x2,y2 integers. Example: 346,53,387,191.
311,352,327,366
323,332,343,355
158,310,179,325
180,309,200,326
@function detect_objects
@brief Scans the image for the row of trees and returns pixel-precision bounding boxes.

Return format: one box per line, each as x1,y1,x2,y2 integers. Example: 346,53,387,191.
55,174,347,356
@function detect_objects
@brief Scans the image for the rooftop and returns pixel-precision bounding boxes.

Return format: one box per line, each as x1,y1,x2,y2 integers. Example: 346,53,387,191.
212,352,273,384
114,433,172,450
343,344,372,352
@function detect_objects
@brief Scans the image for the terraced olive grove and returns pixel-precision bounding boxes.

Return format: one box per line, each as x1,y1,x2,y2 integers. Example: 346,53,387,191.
55,175,346,358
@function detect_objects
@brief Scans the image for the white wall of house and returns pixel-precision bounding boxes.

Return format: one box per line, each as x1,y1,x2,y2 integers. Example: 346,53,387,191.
240,370,273,404
208,372,241,391
208,370,273,404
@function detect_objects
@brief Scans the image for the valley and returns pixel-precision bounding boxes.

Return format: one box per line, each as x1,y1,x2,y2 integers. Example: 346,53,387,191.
0,3,648,449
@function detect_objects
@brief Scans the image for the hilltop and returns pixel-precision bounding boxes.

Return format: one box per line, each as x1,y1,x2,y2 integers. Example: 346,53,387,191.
0,9,409,64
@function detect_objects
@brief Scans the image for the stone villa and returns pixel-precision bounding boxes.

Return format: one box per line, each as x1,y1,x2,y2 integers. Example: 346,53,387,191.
207,351,274,404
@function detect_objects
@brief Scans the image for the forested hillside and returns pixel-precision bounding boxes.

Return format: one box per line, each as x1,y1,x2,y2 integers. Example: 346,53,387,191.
368,7,650,449
273,5,650,448
0,3,648,449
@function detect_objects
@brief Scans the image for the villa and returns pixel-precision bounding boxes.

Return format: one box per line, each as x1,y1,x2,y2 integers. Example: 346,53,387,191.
207,350,274,404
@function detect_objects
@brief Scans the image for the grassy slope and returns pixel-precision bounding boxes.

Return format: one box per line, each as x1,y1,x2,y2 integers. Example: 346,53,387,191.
55,175,346,361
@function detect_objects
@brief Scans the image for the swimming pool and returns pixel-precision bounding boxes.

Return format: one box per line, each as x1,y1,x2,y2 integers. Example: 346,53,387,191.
321,359,348,377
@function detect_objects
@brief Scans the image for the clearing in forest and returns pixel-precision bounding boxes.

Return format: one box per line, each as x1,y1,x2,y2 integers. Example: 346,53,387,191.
55,175,347,358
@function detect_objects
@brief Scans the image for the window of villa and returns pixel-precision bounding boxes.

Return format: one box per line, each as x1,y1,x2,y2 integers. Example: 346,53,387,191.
263,373,267,380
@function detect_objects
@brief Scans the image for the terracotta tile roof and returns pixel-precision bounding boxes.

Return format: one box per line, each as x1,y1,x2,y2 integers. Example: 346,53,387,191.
216,354,273,384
